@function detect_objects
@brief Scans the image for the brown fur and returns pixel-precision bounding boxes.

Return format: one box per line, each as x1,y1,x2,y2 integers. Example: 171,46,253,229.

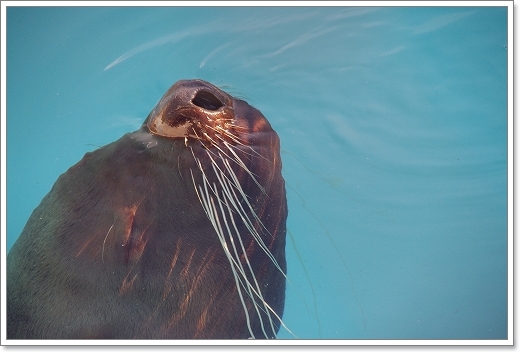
7,80,287,339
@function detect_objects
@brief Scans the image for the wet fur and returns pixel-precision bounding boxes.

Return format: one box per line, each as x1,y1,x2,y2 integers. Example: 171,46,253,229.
7,81,287,339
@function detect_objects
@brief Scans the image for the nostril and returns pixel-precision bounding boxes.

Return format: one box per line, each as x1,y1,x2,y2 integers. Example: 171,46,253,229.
192,90,224,111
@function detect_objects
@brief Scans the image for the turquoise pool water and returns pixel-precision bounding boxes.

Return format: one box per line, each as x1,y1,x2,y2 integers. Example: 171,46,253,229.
6,5,509,340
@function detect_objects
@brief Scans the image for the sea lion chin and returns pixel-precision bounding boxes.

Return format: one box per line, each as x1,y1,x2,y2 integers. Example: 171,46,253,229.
7,79,288,339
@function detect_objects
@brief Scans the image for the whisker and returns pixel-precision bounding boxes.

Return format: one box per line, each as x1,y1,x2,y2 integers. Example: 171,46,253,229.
223,130,270,162
195,132,267,192
188,121,290,338
190,170,256,338
204,152,285,287
197,148,256,206
218,187,275,338
206,124,249,147
222,144,267,195
217,172,295,338
201,122,271,165
214,187,271,338
216,159,285,276
190,148,240,212
192,154,284,338
102,221,116,263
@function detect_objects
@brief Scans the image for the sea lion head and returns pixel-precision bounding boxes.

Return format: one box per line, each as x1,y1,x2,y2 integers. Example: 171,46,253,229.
7,79,288,339
137,79,285,223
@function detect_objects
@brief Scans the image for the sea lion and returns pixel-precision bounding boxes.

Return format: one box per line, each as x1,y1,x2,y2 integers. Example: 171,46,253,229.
7,79,288,339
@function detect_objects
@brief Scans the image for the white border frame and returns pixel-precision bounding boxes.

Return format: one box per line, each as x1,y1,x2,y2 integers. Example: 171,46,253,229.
0,1,513,346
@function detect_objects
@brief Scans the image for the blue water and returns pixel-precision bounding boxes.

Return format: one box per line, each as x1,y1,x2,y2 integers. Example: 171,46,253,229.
6,6,508,340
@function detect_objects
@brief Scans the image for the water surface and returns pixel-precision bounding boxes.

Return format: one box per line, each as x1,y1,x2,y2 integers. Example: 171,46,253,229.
6,5,508,340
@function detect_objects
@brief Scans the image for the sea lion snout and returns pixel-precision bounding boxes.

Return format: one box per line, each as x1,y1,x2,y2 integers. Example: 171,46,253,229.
164,79,233,112
146,79,235,140
191,88,224,111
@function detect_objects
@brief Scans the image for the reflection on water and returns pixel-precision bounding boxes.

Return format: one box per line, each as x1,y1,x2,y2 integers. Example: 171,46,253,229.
6,6,508,340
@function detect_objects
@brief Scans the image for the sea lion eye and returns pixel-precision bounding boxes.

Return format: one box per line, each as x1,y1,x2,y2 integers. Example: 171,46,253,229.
192,90,224,111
